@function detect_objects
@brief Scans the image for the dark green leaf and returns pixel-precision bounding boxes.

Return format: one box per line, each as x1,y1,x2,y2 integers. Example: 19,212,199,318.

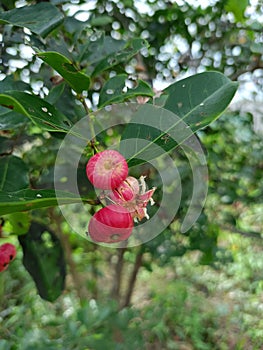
0,189,85,215
0,91,72,132
0,3,64,37
45,83,66,105
0,136,13,154
98,74,154,107
0,75,30,93
121,72,238,166
78,34,126,67
0,155,29,192
161,71,238,131
0,106,28,130
90,15,113,27
18,222,66,302
37,52,90,93
92,38,148,77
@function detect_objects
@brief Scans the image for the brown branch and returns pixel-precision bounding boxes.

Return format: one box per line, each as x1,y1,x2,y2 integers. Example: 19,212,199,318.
110,247,127,301
121,248,144,309
230,55,263,81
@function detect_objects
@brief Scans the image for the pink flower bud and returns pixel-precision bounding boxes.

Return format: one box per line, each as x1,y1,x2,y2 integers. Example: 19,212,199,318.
88,204,133,243
86,150,128,190
109,176,140,202
0,243,16,272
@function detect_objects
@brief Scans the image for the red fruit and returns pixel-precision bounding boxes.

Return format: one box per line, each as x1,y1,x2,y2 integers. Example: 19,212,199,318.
0,254,9,272
109,176,140,202
88,204,133,243
0,243,16,272
0,243,16,261
86,150,128,190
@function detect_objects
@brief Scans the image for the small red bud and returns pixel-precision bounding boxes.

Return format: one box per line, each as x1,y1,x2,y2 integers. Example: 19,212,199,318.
86,150,128,190
88,204,133,243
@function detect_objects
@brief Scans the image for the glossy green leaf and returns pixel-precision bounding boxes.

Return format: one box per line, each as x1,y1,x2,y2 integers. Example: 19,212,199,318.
18,222,66,302
161,71,238,131
0,3,64,37
37,52,90,93
121,72,238,166
0,91,72,132
98,74,154,107
0,155,29,192
0,189,85,215
92,38,148,77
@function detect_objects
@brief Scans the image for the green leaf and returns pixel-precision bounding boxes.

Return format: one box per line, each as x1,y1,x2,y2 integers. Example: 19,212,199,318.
225,0,249,22
0,106,28,130
121,72,238,166
0,155,29,192
37,52,90,93
45,83,66,105
0,91,72,132
0,136,13,154
78,34,126,67
0,189,85,215
92,38,148,77
161,71,238,131
90,15,113,27
98,74,154,107
18,222,66,302
0,75,30,93
0,3,64,38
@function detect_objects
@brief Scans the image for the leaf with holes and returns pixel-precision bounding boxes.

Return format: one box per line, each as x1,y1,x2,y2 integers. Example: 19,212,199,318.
18,222,66,302
0,3,64,38
0,155,29,193
37,52,90,93
0,91,72,132
98,74,154,107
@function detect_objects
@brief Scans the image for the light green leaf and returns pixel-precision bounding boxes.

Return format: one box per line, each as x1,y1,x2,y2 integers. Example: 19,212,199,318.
37,52,90,93
5,212,31,235
98,74,154,107
0,91,72,132
225,0,249,22
0,3,64,37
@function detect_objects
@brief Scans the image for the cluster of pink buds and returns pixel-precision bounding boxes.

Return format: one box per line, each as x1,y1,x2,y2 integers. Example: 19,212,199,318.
0,243,16,272
86,150,156,243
